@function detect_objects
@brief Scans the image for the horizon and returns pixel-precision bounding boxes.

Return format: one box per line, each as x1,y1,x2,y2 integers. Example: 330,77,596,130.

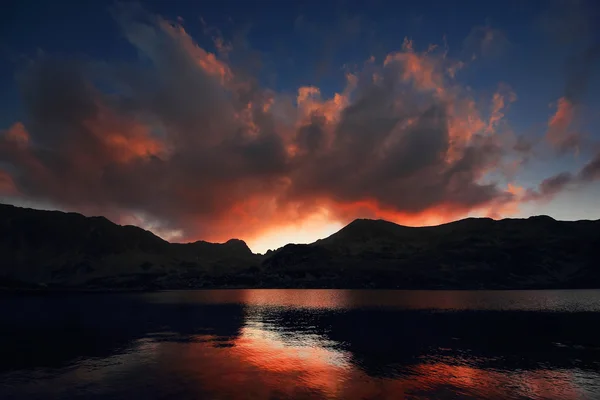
2,0,600,252
3,201,598,254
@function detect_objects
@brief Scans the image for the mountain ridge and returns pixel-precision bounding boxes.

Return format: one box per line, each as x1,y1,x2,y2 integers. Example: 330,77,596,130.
0,203,260,289
1,203,599,290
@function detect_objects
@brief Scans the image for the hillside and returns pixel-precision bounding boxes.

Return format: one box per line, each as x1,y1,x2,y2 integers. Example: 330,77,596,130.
1,204,600,289
0,204,260,289
262,216,600,289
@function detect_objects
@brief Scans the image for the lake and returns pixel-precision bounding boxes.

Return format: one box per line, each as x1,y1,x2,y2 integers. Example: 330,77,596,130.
1,289,600,399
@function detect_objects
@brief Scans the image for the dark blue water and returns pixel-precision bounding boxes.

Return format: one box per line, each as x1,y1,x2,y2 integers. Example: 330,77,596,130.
1,289,600,399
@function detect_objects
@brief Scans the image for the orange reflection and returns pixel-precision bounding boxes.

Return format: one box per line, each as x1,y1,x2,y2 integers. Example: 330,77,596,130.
154,321,590,400
241,289,352,309
234,326,350,396
239,289,473,310
135,290,600,399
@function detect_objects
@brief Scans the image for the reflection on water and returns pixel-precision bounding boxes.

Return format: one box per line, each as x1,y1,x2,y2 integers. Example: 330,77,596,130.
145,288,600,311
1,289,600,399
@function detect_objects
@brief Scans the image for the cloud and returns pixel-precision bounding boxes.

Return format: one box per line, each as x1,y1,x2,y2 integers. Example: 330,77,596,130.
580,151,600,181
0,5,596,249
540,1,600,152
4,122,30,148
524,151,600,202
0,170,17,195
544,42,599,152
546,97,579,152
524,172,575,202
487,84,516,134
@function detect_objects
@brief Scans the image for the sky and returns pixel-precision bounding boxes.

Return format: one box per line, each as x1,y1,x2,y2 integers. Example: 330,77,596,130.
1,0,600,253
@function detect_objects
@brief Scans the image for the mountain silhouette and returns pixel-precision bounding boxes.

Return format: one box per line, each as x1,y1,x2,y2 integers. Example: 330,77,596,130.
2,204,600,290
264,215,600,288
0,204,259,289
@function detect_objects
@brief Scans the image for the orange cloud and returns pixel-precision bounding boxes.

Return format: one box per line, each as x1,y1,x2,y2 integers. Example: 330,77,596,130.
384,39,444,93
158,18,232,84
86,104,167,164
445,98,487,162
0,170,17,195
487,85,517,134
548,97,573,132
4,122,30,148
546,97,579,151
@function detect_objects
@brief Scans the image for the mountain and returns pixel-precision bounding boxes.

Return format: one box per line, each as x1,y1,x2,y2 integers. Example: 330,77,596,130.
262,216,600,289
1,203,600,290
0,204,260,289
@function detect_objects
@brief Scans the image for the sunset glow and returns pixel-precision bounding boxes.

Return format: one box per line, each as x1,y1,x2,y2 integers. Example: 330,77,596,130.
247,216,344,254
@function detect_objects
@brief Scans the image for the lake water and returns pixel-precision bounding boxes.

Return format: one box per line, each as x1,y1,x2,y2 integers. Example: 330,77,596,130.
1,289,600,399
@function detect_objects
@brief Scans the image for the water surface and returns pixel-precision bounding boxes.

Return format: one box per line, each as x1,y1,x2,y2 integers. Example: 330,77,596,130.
1,289,600,399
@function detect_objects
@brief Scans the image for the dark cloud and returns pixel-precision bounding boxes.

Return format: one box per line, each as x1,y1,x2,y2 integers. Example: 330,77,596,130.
580,152,600,181
524,172,575,202
1,7,291,240
513,136,534,154
524,150,600,202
